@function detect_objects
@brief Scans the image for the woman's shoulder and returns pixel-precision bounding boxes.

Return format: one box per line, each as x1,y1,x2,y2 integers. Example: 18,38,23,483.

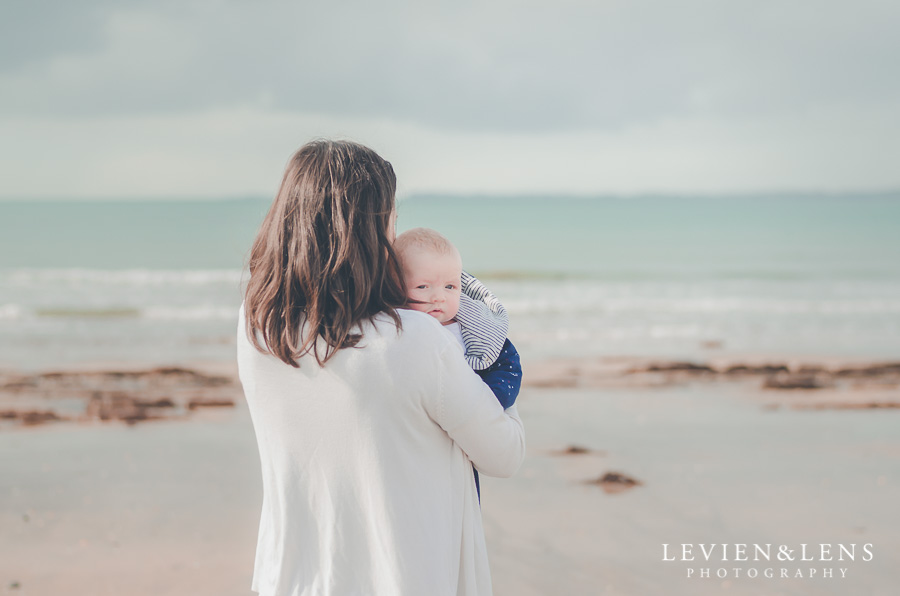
373,308,456,352
237,304,456,366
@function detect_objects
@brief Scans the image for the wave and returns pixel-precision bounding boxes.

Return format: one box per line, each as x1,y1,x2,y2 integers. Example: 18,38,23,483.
504,297,900,316
2,268,245,286
0,304,23,320
0,304,238,321
472,269,900,283
35,307,142,318
143,306,238,321
2,267,898,287
2,299,895,322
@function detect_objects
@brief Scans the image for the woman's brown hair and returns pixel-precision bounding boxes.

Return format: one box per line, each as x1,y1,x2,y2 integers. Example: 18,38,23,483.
244,139,406,367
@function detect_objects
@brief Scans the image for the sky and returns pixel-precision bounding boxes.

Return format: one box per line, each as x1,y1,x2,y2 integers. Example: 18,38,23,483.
2,0,899,199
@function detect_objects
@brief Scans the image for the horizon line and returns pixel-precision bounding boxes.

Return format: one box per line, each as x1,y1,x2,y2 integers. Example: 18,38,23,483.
1,189,899,202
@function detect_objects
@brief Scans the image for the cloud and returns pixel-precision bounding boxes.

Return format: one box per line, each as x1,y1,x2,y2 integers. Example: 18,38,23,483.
0,0,116,71
3,0,899,132
3,101,898,198
1,0,899,196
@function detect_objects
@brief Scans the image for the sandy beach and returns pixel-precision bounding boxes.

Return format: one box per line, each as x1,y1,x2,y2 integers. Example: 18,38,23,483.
3,0,900,586
2,356,897,596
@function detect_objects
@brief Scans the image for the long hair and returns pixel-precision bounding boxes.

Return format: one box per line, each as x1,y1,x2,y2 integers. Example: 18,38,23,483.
244,140,406,367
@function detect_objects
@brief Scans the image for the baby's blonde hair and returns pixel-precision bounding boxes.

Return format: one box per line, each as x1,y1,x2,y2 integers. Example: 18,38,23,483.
394,227,459,261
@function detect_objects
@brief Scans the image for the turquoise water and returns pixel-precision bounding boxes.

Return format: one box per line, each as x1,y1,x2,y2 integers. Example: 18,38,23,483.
404,195,900,282
3,196,898,278
1,195,898,368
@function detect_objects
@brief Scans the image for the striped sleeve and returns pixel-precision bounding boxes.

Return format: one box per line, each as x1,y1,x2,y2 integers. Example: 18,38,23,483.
455,271,510,371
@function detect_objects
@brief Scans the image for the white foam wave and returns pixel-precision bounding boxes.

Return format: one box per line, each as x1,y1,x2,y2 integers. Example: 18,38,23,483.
0,303,238,322
3,268,245,286
143,306,238,321
505,297,900,315
0,304,23,320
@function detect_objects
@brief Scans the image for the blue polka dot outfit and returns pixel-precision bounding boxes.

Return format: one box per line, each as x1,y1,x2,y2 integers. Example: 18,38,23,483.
471,339,522,501
453,272,523,502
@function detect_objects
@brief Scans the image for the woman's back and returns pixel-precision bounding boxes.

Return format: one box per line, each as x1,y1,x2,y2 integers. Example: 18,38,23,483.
238,306,525,596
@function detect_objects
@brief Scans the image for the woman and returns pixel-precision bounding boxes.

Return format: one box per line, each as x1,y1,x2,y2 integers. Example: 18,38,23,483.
237,140,525,596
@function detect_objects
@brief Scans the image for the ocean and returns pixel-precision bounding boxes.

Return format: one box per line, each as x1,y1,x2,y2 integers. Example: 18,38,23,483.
1,195,898,369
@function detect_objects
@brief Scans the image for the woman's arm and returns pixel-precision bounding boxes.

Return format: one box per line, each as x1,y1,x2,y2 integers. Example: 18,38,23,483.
429,342,526,478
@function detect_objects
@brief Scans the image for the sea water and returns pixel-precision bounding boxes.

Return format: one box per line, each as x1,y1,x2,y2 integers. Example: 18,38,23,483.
1,195,898,369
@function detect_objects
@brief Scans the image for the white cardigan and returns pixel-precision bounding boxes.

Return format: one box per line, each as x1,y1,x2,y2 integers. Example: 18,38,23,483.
237,305,526,596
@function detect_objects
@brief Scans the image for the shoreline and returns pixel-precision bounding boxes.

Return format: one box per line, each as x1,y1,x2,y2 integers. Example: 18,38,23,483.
2,354,898,430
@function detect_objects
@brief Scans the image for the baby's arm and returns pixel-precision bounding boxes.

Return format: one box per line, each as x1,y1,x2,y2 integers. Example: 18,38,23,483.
457,271,522,409
476,339,522,410
457,271,509,371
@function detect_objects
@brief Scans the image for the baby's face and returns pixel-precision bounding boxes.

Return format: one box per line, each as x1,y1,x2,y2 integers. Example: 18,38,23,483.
401,249,462,326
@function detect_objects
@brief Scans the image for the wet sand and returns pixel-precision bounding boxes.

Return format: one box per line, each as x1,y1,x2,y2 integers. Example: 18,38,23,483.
1,359,898,595
2,356,897,430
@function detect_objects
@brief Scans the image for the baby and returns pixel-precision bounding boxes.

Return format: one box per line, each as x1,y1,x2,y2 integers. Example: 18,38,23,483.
394,227,522,498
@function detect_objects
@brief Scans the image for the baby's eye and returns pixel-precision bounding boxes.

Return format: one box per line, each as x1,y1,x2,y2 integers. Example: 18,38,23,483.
445,284,457,290
416,285,428,289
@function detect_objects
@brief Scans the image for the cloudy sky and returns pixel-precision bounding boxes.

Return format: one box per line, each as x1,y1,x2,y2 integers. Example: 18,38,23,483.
2,0,899,198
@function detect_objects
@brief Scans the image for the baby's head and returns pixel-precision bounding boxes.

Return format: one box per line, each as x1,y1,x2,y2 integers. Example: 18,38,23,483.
394,227,462,326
